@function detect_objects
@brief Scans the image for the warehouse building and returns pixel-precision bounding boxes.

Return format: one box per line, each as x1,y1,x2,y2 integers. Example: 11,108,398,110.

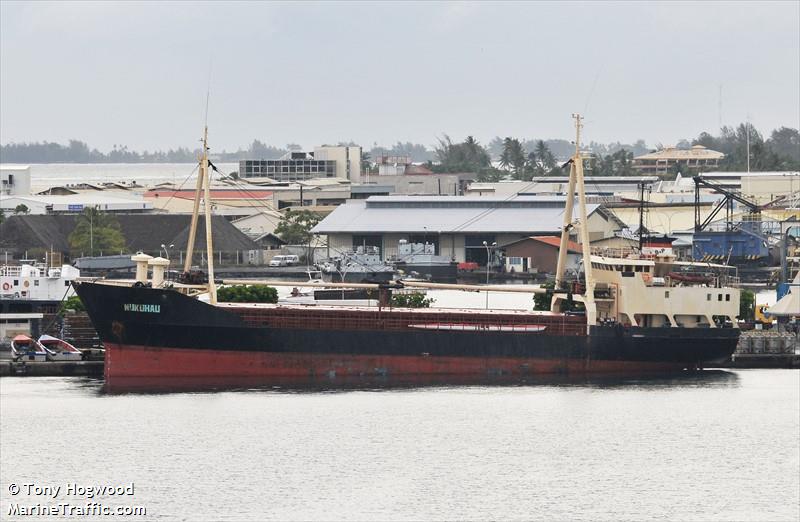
312,196,624,264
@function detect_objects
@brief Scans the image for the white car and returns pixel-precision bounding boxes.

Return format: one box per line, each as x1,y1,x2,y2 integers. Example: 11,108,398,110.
269,255,300,267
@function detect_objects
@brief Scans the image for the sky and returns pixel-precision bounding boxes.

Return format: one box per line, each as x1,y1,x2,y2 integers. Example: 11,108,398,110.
1,1,798,153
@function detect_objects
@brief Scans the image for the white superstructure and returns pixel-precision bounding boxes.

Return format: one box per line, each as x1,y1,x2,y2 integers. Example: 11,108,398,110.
552,115,741,330
0,264,80,300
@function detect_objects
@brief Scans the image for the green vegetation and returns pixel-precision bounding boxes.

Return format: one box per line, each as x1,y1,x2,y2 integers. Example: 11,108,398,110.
739,289,756,321
3,124,796,174
391,292,435,308
61,295,85,313
274,209,321,245
693,125,800,171
588,149,636,177
217,285,278,303
432,135,492,174
68,208,126,256
533,281,555,311
0,139,288,164
13,204,30,215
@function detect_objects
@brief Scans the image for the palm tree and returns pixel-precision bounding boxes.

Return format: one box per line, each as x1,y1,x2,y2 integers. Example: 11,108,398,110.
499,137,513,171
535,140,556,170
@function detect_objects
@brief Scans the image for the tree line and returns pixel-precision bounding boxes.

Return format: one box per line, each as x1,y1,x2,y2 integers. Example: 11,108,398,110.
426,124,799,179
2,124,797,175
0,139,291,164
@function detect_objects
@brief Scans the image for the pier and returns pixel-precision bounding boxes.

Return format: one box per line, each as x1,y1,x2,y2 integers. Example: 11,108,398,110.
1,360,104,377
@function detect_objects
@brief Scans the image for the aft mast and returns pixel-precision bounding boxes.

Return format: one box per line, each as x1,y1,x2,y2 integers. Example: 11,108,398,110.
552,114,597,328
201,126,217,304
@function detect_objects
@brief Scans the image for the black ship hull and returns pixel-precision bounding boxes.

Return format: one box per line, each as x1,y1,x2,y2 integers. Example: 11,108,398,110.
74,282,740,379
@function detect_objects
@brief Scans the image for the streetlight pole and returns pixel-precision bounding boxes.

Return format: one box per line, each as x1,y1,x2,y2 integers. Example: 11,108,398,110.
482,240,496,309
161,243,174,261
89,210,93,257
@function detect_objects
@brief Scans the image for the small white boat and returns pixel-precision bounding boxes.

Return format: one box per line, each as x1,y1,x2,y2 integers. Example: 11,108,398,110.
38,335,83,361
11,335,47,362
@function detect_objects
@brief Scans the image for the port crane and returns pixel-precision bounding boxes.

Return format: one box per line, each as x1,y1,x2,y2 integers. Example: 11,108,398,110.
693,175,788,232
692,176,792,265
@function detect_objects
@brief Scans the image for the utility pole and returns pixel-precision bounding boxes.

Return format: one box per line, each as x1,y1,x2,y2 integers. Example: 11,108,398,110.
638,182,646,251
89,209,93,257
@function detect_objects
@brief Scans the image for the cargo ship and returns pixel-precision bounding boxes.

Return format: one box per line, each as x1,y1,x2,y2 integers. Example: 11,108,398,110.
74,116,741,380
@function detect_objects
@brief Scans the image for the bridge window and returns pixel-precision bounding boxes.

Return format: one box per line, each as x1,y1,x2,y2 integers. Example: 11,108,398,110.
718,294,723,301
725,294,731,301
665,291,670,298
707,293,712,301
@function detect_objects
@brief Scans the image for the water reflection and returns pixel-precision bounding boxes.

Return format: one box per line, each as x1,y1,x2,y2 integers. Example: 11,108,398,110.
102,370,740,395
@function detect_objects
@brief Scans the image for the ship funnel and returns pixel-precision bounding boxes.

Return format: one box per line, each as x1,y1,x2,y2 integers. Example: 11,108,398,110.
131,253,153,283
148,257,170,287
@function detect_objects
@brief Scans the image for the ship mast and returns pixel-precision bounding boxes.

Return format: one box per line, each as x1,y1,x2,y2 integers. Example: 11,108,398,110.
183,126,217,304
553,114,597,327
183,145,205,273
201,126,217,304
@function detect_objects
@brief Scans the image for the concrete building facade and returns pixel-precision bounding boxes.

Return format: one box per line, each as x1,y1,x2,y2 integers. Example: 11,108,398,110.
238,145,362,182
0,165,31,196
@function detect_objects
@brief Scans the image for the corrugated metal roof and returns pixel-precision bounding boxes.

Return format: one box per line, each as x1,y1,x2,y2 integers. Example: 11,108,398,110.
313,196,601,234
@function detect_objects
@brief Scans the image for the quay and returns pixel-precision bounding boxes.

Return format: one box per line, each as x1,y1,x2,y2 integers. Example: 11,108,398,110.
1,360,104,377
716,354,800,369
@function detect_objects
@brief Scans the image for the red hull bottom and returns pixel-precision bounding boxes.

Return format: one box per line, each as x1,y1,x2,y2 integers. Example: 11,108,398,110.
105,343,687,380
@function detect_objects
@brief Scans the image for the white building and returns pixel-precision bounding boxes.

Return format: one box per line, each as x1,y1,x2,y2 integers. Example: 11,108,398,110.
238,145,362,182
0,193,153,215
0,165,31,196
314,145,362,182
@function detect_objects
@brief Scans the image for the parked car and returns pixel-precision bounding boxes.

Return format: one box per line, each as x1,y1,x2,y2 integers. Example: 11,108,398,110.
269,255,300,267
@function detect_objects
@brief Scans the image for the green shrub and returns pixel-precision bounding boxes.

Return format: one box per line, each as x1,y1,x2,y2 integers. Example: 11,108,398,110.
739,289,755,321
61,295,85,313
392,292,434,308
533,281,555,311
217,285,278,303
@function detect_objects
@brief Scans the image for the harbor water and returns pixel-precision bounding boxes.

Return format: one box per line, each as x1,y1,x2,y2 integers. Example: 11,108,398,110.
1,370,798,521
